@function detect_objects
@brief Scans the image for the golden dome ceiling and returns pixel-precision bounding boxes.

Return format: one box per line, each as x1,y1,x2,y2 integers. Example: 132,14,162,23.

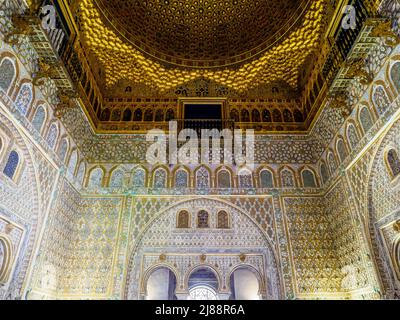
78,0,328,94
95,0,309,68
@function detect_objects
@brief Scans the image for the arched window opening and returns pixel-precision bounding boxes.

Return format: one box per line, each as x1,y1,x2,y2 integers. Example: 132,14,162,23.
359,107,374,134
88,168,104,188
165,109,175,122
373,86,390,115
0,58,15,93
347,124,359,150
46,123,58,149
217,170,231,189
252,109,261,122
153,169,167,189
217,211,229,229
175,170,189,188
132,168,146,188
100,109,111,121
238,170,253,188
241,109,250,122
31,105,46,133
146,268,177,300
390,61,400,93
197,210,209,228
177,210,190,229
262,109,272,122
110,169,124,188
260,170,274,188
68,150,78,176
294,109,303,122
283,109,293,122
123,108,132,121
230,109,240,122
144,109,154,122
230,268,260,300
320,163,329,185
15,83,33,115
196,167,210,190
386,149,400,179
273,109,282,122
302,169,317,188
337,139,348,163
57,138,68,163
3,150,19,180
134,109,143,121
111,109,122,121
76,162,86,186
328,153,337,174
281,169,295,188
155,109,164,122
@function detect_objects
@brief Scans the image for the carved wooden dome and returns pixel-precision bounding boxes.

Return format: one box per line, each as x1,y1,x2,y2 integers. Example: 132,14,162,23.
95,0,309,68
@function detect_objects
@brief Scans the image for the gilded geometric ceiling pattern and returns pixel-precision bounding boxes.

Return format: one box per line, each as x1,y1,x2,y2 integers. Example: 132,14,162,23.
95,0,308,67
79,0,328,93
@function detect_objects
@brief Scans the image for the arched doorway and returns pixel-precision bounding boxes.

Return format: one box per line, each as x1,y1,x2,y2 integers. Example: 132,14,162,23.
125,198,282,300
229,267,261,300
145,267,177,300
188,267,219,300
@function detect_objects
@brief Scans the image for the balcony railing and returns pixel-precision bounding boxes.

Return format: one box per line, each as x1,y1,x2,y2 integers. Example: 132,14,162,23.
176,119,235,134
